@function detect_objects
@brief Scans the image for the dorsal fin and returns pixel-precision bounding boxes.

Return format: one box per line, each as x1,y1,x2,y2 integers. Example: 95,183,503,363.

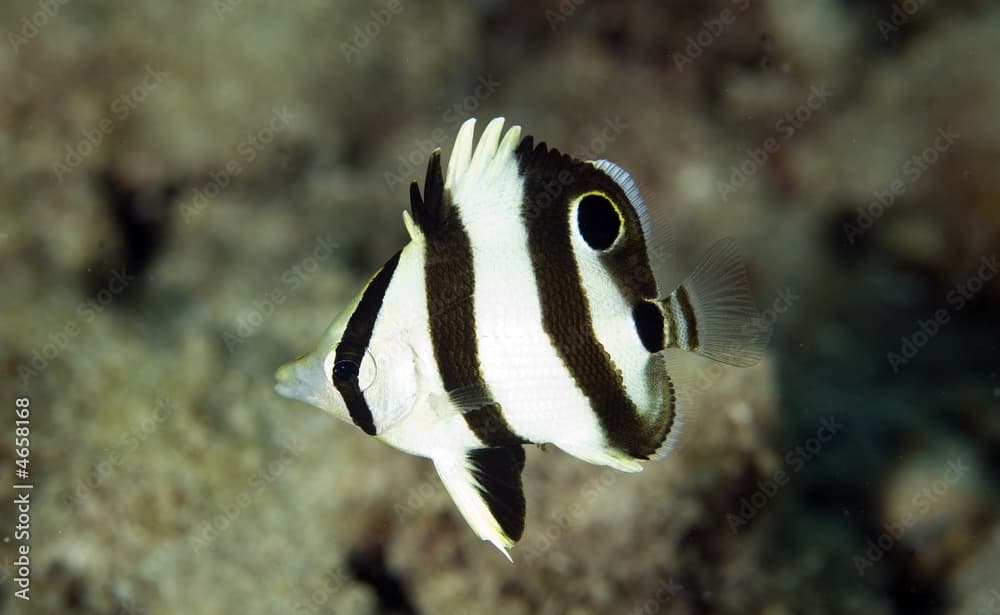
408,149,448,233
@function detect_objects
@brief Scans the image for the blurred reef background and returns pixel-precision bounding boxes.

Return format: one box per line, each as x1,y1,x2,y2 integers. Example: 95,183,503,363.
1,1,999,613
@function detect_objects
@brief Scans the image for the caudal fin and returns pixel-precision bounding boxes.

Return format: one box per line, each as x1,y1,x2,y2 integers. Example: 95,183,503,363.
659,238,769,367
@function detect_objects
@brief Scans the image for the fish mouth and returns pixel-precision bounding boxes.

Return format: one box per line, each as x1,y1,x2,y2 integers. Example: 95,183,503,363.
274,360,301,400
274,355,326,409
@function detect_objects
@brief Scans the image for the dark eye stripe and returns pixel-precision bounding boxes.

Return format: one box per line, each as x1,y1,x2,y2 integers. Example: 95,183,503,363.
333,250,402,436
332,360,359,381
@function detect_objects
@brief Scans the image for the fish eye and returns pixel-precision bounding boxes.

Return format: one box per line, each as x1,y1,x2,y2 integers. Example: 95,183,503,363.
332,360,358,381
329,349,377,392
576,192,622,251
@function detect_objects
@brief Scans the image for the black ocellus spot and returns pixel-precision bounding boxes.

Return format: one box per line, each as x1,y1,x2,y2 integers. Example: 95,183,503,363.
577,193,621,250
632,300,666,353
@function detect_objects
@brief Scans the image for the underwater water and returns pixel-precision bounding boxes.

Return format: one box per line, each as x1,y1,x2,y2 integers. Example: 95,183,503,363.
1,1,998,613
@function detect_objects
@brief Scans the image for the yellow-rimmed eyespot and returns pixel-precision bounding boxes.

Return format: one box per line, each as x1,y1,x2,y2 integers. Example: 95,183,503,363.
573,191,624,251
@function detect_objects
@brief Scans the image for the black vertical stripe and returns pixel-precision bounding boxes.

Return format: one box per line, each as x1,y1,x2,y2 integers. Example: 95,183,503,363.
416,153,522,447
516,137,662,459
674,285,699,350
333,251,402,435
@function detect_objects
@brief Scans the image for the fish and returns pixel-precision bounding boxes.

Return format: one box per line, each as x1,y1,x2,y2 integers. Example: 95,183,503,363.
275,117,768,560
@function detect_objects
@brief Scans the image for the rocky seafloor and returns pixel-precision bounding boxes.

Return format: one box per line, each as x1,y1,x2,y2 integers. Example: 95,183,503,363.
1,1,998,614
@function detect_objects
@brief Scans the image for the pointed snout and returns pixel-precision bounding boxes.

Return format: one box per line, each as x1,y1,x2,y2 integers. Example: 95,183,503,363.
274,354,330,411
274,359,307,402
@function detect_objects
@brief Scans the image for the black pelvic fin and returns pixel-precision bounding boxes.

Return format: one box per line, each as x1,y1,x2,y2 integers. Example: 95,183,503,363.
408,149,448,233
468,446,527,543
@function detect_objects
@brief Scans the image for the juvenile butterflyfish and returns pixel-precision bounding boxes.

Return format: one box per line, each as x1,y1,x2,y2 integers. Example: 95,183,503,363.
275,117,768,560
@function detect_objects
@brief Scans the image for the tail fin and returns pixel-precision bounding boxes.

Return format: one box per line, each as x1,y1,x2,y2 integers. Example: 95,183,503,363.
660,238,769,367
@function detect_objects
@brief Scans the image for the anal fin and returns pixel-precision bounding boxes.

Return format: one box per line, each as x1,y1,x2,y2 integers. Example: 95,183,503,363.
555,442,644,472
433,446,526,561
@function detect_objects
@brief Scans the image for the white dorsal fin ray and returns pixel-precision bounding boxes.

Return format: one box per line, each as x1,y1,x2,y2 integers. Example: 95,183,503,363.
446,118,476,190
488,124,522,177
464,117,505,184
401,209,423,242
443,118,524,212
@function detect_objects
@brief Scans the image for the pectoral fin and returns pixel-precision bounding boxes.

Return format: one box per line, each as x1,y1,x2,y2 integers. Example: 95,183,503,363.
433,446,526,561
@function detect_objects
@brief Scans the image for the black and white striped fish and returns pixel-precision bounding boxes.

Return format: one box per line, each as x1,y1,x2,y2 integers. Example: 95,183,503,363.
275,117,767,559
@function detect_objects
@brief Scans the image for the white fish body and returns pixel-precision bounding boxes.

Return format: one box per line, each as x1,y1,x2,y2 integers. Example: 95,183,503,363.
276,117,768,559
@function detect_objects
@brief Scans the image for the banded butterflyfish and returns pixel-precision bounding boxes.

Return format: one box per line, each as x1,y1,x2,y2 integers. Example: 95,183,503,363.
275,117,769,560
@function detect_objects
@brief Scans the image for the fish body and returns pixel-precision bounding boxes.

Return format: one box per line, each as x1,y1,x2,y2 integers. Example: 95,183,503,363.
276,117,767,559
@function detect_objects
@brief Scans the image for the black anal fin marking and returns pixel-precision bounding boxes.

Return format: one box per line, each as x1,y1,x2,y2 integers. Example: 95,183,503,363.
408,150,448,233
468,446,526,543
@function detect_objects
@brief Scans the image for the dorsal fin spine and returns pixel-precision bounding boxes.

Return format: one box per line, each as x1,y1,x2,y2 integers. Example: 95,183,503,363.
409,149,447,233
